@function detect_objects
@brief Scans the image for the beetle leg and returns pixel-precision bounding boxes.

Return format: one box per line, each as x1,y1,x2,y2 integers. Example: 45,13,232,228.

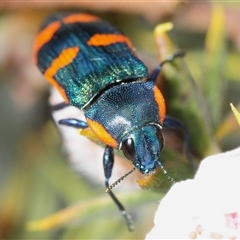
149,51,185,82
103,146,134,231
51,101,69,111
163,115,195,168
58,118,88,129
50,102,89,129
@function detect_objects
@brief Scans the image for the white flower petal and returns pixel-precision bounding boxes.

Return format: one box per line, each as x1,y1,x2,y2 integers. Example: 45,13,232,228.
146,147,240,239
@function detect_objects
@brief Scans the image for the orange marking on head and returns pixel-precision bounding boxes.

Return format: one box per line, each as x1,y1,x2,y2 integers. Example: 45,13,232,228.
63,13,99,24
86,118,118,148
33,21,61,63
87,34,133,49
153,86,166,124
44,46,80,103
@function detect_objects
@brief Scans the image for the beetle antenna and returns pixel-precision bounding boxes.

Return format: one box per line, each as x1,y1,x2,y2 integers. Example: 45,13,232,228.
106,167,136,192
157,161,175,184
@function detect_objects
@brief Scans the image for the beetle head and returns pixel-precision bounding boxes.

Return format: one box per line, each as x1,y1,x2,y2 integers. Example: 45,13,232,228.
121,124,164,174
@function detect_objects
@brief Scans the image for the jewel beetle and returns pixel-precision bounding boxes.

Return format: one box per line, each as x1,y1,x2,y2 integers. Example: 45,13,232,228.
34,13,191,231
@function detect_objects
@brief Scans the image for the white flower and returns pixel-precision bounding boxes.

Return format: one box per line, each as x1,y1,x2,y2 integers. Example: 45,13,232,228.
146,147,240,239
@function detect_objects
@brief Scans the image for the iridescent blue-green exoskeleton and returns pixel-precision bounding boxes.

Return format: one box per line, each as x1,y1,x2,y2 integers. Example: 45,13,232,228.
34,12,191,231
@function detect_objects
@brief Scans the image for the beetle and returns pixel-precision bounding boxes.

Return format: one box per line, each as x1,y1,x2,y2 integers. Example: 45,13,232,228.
34,13,190,231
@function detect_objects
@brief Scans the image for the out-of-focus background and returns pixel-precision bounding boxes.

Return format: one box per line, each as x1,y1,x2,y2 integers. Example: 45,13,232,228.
0,1,240,239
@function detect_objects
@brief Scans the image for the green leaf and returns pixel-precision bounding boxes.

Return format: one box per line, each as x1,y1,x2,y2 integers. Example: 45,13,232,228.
203,4,227,128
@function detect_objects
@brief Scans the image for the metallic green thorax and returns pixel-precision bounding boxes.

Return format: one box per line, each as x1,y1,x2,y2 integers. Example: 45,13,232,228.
85,81,164,174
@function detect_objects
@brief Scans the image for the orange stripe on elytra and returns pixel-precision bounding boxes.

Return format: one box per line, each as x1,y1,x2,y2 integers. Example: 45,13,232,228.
153,86,166,124
33,21,61,63
87,34,133,49
63,13,99,24
44,46,80,103
86,118,118,148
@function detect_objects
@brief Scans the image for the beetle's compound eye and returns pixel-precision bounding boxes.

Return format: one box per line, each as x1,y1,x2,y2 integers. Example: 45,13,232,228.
156,128,164,153
122,138,135,161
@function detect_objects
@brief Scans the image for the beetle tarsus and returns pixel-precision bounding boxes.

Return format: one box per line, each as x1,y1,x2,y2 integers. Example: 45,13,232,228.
58,118,89,129
149,51,186,83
